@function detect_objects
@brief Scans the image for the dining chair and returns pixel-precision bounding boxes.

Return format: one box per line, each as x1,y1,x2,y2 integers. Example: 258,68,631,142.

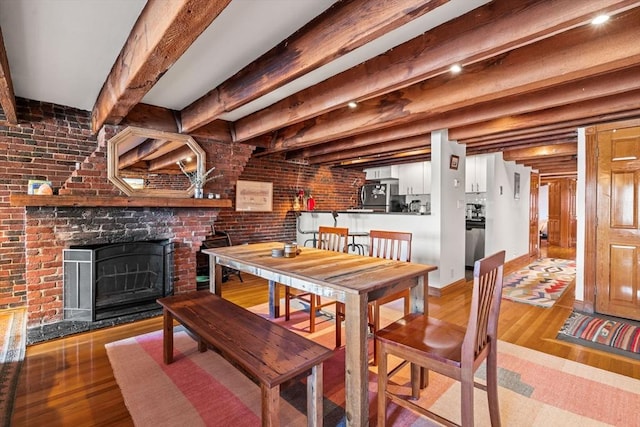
285,226,348,340
375,250,506,427
335,230,412,364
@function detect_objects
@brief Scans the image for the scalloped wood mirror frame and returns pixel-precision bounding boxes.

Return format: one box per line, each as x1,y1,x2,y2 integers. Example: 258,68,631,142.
107,126,206,198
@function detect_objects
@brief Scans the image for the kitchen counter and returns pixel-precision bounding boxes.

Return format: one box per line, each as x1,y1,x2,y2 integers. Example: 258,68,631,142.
295,210,437,270
295,209,431,215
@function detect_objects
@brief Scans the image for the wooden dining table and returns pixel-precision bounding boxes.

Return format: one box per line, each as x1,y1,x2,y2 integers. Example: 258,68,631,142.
203,241,437,426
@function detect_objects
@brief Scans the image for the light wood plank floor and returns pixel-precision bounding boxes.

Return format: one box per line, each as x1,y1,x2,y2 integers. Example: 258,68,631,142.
11,244,640,426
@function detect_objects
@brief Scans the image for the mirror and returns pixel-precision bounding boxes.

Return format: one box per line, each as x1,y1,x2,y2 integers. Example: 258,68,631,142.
107,126,205,198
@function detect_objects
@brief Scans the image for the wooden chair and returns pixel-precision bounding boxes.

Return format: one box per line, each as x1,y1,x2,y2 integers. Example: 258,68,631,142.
376,250,506,427
335,230,412,364
285,226,348,339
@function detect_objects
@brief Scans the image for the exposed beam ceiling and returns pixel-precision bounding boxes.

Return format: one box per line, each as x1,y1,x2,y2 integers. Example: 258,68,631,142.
0,27,16,124
1,0,640,178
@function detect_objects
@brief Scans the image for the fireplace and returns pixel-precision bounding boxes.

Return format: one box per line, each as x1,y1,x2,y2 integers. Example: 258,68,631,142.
63,240,174,321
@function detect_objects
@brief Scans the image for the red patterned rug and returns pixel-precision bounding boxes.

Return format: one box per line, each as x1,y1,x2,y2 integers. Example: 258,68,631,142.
502,258,576,307
558,312,640,360
106,304,640,426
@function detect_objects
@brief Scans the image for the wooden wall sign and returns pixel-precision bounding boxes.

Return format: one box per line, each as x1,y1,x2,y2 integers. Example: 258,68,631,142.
235,180,273,212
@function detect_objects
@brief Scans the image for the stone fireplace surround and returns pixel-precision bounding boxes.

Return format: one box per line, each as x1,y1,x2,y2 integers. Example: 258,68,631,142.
24,205,212,343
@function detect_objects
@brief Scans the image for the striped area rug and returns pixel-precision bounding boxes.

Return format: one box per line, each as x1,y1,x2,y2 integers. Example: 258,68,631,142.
558,312,640,359
106,304,640,426
502,258,576,307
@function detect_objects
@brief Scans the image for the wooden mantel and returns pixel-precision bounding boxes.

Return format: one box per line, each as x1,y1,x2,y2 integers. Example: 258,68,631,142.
10,194,232,208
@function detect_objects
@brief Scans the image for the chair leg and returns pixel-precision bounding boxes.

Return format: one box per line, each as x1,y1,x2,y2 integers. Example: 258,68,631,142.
285,286,291,321
308,295,318,333
377,340,388,427
460,369,475,427
486,345,501,427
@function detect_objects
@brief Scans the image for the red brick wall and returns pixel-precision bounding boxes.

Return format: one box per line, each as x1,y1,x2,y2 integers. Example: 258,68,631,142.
0,99,365,326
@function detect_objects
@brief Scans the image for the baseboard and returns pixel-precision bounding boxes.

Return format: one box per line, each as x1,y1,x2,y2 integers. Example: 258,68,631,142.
503,253,532,276
431,252,534,298
428,278,468,298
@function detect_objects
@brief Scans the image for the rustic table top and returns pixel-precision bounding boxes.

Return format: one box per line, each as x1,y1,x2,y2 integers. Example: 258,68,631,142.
203,241,437,298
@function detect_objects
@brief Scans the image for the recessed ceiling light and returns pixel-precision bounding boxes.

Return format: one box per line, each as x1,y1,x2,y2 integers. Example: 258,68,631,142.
347,101,358,109
450,64,462,74
591,14,610,25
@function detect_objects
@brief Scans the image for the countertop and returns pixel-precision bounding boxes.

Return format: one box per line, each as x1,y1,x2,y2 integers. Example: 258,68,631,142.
295,209,431,215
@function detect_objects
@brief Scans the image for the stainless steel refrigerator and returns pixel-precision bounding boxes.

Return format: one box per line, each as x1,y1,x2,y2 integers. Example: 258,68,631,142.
360,183,389,211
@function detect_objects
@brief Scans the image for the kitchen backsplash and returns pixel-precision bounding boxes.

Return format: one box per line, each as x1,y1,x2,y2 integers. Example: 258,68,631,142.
466,192,487,205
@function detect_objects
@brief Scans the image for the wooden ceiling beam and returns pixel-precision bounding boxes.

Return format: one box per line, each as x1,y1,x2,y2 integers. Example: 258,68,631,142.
118,138,169,169
260,62,640,156
147,145,195,172
233,0,640,142
458,127,578,147
283,120,434,160
502,142,577,162
180,0,448,133
463,131,577,148
0,27,17,124
306,135,430,165
450,90,640,141
460,126,577,145
338,150,432,169
91,0,232,133
258,14,640,152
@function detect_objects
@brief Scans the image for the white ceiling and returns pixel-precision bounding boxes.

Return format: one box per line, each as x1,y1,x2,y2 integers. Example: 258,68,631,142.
0,0,488,120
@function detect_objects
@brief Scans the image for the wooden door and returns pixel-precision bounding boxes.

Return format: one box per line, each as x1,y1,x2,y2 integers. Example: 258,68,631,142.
529,172,540,259
596,124,640,321
547,180,561,245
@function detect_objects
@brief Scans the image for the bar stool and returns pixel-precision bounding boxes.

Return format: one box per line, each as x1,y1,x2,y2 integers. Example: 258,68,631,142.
347,231,369,255
294,211,318,247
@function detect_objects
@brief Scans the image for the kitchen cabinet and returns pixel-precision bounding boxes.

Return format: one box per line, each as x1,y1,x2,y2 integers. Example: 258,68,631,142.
398,161,430,195
364,165,398,180
465,155,487,193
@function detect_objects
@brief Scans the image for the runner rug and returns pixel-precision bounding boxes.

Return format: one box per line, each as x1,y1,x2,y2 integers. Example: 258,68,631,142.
502,258,576,308
106,306,640,426
0,308,27,427
558,311,640,360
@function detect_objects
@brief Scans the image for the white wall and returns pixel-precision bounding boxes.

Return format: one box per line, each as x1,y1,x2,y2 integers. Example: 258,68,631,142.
484,153,531,263
432,129,467,287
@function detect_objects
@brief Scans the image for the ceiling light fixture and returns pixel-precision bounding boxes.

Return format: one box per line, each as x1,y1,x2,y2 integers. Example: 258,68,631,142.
591,14,610,25
347,101,358,109
450,64,462,74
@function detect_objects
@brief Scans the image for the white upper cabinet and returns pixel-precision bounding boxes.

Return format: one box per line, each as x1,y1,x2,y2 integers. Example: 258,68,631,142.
364,165,399,180
465,155,488,193
399,161,431,195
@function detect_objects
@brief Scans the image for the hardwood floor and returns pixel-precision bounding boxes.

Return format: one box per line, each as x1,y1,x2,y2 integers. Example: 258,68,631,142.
11,244,640,426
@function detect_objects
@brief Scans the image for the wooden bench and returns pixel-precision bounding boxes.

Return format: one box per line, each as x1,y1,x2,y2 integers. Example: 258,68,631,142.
157,290,334,427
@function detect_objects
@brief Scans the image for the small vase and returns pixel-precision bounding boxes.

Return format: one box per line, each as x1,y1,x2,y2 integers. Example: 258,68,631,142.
194,188,204,199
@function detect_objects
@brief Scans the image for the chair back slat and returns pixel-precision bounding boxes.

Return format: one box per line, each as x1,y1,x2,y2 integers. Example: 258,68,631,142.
369,230,412,262
317,226,349,253
463,250,505,360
